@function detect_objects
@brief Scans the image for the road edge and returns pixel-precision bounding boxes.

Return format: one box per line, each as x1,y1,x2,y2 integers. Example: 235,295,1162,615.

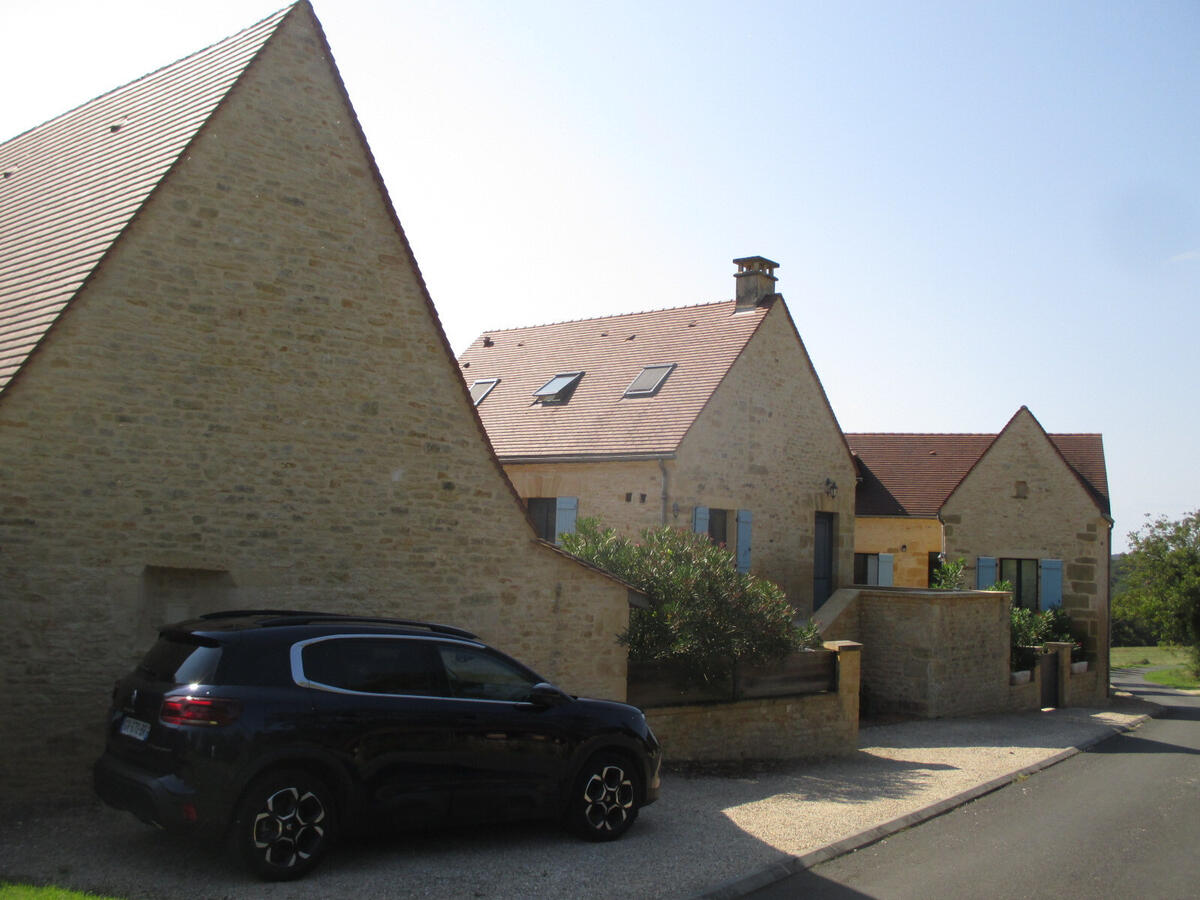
696,710,1159,899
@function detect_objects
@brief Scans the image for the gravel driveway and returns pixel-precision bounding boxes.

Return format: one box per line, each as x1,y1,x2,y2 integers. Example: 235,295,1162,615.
0,701,1153,899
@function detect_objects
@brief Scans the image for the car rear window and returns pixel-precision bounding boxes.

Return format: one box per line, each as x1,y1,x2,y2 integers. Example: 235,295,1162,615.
137,636,223,685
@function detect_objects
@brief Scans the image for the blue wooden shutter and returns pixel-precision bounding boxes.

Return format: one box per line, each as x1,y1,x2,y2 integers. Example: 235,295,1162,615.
1040,559,1062,609
692,506,709,535
736,510,753,573
878,553,894,587
977,556,997,589
554,497,578,543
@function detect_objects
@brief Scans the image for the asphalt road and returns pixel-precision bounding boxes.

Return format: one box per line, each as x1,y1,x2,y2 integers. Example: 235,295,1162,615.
748,670,1200,900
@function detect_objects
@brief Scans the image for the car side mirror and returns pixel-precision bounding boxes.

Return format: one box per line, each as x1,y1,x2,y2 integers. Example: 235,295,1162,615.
530,682,572,707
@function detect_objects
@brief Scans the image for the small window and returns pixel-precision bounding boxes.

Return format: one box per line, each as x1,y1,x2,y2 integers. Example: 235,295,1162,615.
527,496,577,543
533,372,583,404
624,363,675,397
470,378,499,406
854,553,894,586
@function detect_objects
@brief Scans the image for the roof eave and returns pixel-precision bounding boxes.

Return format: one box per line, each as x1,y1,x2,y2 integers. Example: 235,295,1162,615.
500,451,677,465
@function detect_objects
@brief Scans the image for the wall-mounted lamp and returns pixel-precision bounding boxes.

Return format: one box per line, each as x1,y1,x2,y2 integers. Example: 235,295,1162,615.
824,478,838,498
671,502,680,519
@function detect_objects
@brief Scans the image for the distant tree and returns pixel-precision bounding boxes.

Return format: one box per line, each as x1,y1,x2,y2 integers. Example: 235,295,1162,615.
561,518,818,692
1120,511,1200,674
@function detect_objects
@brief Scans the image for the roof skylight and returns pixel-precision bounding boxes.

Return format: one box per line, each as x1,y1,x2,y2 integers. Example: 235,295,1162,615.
533,372,583,404
624,364,675,397
469,378,499,406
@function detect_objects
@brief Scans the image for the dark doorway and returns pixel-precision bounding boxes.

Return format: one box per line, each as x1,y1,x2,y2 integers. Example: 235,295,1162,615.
814,512,835,609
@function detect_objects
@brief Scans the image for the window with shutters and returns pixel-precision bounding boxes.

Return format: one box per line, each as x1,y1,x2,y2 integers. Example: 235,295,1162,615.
692,506,752,573
854,553,894,586
526,497,578,543
977,557,1063,610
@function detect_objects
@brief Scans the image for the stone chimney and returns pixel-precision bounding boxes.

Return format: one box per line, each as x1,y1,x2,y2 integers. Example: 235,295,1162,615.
733,256,779,309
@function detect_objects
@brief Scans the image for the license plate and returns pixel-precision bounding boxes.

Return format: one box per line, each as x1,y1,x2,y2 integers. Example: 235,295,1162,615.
120,716,151,741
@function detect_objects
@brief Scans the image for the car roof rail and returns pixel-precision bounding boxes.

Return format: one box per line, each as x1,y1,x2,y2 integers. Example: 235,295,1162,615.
199,609,479,640
199,609,315,620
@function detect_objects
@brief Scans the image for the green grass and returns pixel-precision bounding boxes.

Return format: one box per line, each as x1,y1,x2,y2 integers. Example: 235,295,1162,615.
0,887,123,900
1110,645,1190,668
1111,645,1200,690
1144,667,1200,690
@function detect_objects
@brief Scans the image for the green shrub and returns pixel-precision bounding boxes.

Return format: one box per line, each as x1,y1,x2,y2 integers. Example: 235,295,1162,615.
1009,605,1080,669
562,518,817,691
931,556,966,590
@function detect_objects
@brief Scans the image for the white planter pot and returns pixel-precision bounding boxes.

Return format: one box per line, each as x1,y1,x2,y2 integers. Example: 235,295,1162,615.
1071,660,1088,674
1010,670,1032,685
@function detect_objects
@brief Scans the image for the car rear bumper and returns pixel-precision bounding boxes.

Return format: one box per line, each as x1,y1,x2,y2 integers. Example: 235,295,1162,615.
93,752,222,833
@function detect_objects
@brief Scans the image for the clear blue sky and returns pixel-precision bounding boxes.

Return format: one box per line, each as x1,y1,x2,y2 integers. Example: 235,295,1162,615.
3,1,1197,551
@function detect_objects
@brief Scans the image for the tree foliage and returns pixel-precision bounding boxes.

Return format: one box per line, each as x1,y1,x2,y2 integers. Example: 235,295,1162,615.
561,518,818,689
1119,511,1200,673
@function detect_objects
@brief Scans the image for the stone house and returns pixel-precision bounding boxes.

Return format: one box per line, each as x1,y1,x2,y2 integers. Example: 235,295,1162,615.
0,2,633,804
457,257,857,616
846,408,1111,676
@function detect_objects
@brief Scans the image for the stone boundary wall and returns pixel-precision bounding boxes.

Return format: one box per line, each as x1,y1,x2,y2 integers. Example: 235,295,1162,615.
817,588,1108,718
644,641,860,762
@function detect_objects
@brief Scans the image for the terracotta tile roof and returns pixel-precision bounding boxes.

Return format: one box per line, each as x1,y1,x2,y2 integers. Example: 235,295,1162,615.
846,433,995,517
457,300,771,459
847,430,1109,517
0,5,291,395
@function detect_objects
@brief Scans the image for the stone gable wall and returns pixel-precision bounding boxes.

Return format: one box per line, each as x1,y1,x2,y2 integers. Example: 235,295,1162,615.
671,303,856,614
0,7,628,806
940,411,1109,703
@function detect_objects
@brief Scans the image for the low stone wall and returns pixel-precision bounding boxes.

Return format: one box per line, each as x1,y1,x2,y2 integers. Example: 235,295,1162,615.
1007,643,1103,711
644,642,861,762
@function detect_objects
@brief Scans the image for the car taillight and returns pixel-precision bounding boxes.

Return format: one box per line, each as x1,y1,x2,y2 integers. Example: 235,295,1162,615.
160,696,241,727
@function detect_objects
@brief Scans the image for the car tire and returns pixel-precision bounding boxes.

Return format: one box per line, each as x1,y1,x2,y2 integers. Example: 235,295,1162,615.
566,752,640,841
230,769,337,880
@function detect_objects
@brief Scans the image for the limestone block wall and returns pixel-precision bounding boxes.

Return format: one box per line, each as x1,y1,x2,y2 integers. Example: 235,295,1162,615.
503,460,665,536
859,589,1010,717
941,410,1110,704
853,517,943,587
670,303,856,615
0,6,628,807
645,641,860,761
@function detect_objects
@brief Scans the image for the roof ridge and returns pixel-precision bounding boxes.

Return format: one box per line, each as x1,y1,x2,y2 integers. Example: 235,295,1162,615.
473,297,740,338
846,431,997,438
